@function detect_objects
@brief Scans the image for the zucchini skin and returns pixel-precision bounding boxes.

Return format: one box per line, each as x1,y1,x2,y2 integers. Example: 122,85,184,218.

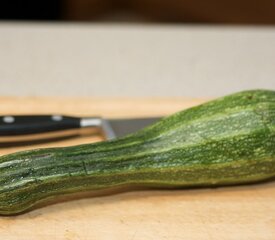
0,89,274,215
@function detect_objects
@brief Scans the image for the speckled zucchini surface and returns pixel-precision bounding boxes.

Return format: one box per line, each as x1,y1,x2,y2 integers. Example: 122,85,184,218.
0,89,275,215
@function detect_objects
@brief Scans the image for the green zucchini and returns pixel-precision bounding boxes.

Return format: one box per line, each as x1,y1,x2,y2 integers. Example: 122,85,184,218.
0,89,275,215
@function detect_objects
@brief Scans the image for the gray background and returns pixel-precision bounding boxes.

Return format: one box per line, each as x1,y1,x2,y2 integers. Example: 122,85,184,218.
0,22,274,98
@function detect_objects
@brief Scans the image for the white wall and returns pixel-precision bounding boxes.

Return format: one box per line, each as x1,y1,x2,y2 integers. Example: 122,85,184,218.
0,23,274,97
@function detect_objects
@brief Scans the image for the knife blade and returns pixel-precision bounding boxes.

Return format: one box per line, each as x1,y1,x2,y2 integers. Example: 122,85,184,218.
0,115,161,144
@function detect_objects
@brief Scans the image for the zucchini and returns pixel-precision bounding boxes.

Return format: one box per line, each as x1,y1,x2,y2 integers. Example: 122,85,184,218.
0,89,275,215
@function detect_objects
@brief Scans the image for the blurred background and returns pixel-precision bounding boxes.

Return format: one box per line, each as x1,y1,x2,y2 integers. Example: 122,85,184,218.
0,0,275,24
0,0,274,97
1,0,275,24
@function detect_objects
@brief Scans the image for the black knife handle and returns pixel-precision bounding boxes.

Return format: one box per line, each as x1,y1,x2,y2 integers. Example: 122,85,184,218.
0,115,81,136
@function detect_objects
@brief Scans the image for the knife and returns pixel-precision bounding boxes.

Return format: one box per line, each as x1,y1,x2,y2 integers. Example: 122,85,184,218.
0,115,161,144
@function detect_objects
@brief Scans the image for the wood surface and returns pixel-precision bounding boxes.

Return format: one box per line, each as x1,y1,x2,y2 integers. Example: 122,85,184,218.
0,96,274,240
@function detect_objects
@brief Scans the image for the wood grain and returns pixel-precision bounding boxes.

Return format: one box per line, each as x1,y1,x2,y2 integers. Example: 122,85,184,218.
0,96,274,240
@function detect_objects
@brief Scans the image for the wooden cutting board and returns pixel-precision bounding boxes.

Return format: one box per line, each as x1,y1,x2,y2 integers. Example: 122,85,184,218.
0,97,274,240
